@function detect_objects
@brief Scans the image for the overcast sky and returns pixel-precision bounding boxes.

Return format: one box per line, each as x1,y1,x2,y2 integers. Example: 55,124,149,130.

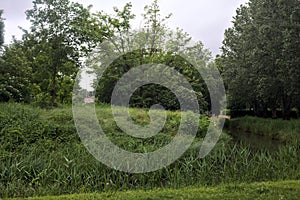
0,0,248,57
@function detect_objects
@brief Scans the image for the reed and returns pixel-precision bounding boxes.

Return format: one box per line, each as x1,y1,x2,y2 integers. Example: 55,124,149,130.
226,116,300,142
0,103,299,198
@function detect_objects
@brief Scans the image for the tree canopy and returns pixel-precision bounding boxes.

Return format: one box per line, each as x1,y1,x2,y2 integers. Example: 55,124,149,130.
0,0,299,119
87,0,214,112
219,0,300,119
0,0,215,111
0,10,4,46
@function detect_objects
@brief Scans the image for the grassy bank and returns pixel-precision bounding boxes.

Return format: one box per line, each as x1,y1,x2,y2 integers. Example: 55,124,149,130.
226,116,300,143
0,103,300,198
6,180,300,200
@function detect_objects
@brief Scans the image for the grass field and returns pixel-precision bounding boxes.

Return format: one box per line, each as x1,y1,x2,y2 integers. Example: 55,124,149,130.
0,103,299,199
6,180,300,200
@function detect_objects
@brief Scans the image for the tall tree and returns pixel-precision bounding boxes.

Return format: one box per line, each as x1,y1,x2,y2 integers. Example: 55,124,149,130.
220,0,300,119
0,10,4,46
23,0,104,106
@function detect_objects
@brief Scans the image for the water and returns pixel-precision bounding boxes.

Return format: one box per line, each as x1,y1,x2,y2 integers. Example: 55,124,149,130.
227,129,285,151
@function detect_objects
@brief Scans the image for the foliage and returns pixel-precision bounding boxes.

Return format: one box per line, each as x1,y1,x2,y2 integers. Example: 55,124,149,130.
0,103,77,151
219,0,300,119
0,41,32,102
226,116,300,142
88,1,213,112
20,0,104,106
0,104,300,198
0,10,4,46
0,0,218,112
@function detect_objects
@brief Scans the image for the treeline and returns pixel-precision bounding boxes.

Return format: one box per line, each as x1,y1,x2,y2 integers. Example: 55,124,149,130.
218,0,300,119
1,0,299,118
0,0,215,111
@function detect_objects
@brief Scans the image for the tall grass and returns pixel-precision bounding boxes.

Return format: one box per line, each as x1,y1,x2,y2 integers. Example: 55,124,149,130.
0,103,299,198
226,116,300,142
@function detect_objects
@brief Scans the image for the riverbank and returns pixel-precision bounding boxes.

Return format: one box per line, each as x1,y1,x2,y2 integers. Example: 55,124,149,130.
226,116,300,143
6,180,300,200
1,104,300,198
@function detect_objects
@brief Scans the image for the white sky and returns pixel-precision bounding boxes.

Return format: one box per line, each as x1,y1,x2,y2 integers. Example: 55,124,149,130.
0,0,248,57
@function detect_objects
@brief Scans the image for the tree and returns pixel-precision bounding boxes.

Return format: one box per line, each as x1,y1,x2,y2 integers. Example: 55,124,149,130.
88,1,213,112
23,0,104,106
218,4,260,115
0,41,32,102
220,0,300,119
0,10,4,46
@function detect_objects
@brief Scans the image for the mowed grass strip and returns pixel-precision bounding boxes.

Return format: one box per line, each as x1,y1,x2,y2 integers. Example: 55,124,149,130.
6,180,300,200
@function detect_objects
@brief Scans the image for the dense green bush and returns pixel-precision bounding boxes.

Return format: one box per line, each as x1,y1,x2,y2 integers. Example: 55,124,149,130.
0,104,78,151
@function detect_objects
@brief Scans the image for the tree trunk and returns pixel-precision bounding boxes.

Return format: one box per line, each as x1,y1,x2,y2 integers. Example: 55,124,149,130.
282,93,291,120
253,100,259,117
262,104,268,118
271,107,277,119
50,65,57,107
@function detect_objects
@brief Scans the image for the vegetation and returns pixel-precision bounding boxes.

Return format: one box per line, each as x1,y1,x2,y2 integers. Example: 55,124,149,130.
0,0,105,106
218,0,300,119
0,104,300,198
0,0,216,112
22,0,104,106
226,116,300,142
88,1,213,111
5,180,300,200
0,9,4,46
0,0,300,199
1,0,299,117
